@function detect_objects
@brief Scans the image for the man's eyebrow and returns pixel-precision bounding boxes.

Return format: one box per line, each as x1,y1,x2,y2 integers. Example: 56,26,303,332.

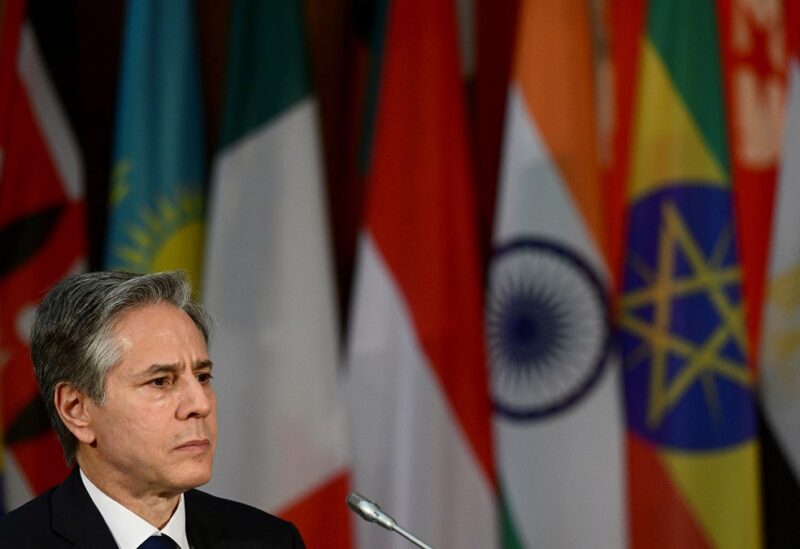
141,360,213,376
193,359,213,371
143,363,179,376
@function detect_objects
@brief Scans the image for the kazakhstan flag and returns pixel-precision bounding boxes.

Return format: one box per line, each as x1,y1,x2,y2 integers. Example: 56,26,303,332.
105,0,206,289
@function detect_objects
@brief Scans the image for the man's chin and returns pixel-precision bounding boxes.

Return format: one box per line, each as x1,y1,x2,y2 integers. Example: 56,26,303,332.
170,463,213,492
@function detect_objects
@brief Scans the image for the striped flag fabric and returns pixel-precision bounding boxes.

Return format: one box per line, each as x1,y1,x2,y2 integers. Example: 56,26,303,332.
202,2,352,547
487,1,625,547
104,0,206,286
760,34,800,466
716,2,789,544
759,2,800,545
0,0,84,511
345,1,497,548
606,0,647,287
619,0,762,546
718,0,785,367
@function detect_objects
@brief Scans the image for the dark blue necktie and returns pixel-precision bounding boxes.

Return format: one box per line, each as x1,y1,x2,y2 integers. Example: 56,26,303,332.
137,534,177,549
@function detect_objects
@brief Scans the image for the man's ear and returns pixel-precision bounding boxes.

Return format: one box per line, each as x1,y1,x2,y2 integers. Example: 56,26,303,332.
54,382,96,445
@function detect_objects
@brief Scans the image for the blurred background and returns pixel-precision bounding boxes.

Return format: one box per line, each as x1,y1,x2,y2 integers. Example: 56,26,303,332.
2,0,799,547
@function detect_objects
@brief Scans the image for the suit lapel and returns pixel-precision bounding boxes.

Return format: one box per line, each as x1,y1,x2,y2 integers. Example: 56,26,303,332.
50,468,118,548
185,490,223,549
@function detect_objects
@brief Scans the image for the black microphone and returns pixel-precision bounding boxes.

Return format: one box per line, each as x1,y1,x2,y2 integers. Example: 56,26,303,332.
346,492,435,549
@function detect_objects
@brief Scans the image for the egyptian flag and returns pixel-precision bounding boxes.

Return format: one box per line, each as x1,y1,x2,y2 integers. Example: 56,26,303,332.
0,0,85,511
757,1,800,546
619,0,762,546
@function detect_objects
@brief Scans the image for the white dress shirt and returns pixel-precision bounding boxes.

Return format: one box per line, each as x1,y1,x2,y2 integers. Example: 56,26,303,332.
80,470,191,549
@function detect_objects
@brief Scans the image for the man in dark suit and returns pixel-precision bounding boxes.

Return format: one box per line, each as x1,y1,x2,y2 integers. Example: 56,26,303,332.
0,271,306,548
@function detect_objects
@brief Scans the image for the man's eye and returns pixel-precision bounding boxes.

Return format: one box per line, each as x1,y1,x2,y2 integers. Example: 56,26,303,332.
150,377,169,387
197,372,213,384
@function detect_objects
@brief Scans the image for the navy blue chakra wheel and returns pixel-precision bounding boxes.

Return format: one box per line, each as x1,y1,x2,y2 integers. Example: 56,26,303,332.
486,238,611,420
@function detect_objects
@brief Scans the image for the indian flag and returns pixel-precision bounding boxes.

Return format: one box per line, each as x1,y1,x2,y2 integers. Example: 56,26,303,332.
619,0,761,546
487,1,625,547
202,1,352,547
346,1,497,548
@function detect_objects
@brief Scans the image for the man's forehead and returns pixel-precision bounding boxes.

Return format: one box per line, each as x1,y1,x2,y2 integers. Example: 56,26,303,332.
109,304,210,374
114,301,187,323
112,303,204,337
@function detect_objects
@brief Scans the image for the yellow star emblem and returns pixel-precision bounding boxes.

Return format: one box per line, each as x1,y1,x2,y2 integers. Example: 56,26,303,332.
621,200,752,428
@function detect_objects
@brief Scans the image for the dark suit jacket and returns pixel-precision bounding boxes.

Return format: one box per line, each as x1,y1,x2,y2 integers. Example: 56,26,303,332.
0,468,306,548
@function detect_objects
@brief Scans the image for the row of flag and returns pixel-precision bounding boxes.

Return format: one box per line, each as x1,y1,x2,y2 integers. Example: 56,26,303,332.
2,0,800,547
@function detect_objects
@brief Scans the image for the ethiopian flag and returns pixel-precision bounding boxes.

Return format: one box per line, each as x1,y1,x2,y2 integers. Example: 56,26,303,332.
619,0,762,547
104,0,206,285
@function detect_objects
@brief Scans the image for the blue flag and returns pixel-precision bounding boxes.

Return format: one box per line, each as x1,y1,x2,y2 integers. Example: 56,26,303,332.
105,0,206,288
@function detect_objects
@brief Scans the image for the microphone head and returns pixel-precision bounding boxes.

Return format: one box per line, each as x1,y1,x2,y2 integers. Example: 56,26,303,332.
346,492,397,531
346,492,367,512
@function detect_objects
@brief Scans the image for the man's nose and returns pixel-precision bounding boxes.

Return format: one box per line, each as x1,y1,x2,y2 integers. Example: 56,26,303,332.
177,375,214,419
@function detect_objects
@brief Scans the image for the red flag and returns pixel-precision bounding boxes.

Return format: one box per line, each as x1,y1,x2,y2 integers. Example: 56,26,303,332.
346,1,497,547
718,0,786,366
0,0,85,509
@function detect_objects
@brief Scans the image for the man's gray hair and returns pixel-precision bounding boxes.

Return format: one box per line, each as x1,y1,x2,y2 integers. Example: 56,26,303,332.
30,270,212,465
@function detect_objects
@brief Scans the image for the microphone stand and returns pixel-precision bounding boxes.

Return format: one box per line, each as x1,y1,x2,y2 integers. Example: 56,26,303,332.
346,492,436,549
393,523,435,549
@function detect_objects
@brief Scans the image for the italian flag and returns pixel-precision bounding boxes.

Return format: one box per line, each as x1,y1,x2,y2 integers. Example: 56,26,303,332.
202,2,351,547
346,1,497,547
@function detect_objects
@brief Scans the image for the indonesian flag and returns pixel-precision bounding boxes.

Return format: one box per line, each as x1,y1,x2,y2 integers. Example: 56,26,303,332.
346,1,497,548
0,0,85,511
202,2,351,547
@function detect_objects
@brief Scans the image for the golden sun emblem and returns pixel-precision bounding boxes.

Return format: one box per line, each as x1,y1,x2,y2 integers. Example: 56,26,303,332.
763,265,800,394
109,156,205,292
111,191,205,292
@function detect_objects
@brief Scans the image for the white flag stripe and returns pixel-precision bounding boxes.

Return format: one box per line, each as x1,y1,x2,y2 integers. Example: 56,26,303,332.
4,22,85,511
18,24,83,201
495,350,625,547
347,233,496,549
761,60,800,478
204,99,348,513
495,88,607,279
3,450,33,510
763,63,800,278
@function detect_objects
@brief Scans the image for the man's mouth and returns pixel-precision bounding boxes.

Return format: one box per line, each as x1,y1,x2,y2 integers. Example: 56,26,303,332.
174,439,211,453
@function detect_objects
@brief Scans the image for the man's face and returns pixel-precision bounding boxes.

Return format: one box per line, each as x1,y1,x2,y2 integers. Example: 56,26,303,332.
83,302,217,498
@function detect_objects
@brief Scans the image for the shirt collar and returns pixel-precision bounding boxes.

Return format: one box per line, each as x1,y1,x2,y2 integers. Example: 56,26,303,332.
80,469,190,549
